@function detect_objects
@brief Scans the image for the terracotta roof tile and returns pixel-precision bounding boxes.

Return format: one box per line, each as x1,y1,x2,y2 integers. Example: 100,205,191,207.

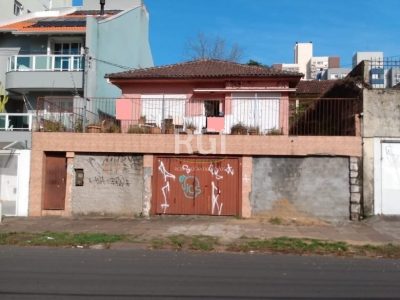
295,80,339,95
0,10,120,33
106,59,303,80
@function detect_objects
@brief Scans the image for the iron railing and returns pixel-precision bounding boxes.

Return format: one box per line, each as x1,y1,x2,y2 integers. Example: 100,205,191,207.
7,55,84,72
289,98,361,136
364,58,400,88
35,96,360,136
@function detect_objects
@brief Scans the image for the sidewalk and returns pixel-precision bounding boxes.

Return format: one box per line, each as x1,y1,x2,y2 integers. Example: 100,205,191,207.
1,215,400,245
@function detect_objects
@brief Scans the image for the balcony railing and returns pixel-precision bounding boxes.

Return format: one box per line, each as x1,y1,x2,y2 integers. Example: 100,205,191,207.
7,55,84,72
35,97,361,136
0,113,33,131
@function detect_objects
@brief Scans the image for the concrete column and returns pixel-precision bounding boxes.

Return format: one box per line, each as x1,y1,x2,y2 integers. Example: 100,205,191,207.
241,156,252,218
63,152,75,217
350,156,362,220
142,154,153,217
29,150,44,216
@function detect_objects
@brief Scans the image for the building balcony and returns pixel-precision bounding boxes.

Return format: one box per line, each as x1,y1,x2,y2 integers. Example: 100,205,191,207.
0,113,33,131
5,55,84,93
34,97,361,137
0,113,34,149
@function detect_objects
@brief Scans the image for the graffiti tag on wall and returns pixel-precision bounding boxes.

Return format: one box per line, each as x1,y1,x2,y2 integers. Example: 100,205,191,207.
179,175,202,199
85,156,141,187
158,161,176,213
158,160,236,216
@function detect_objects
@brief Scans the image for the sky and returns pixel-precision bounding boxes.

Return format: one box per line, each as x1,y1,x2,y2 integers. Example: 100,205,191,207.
74,0,400,68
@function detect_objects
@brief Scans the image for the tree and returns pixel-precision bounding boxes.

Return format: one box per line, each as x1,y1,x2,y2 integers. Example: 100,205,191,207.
184,33,243,62
246,59,269,68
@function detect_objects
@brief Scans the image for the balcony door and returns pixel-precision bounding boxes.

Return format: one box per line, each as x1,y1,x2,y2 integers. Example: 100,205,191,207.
53,42,81,71
204,100,225,132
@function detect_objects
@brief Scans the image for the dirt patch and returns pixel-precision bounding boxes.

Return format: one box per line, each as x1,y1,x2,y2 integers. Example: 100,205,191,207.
255,199,329,226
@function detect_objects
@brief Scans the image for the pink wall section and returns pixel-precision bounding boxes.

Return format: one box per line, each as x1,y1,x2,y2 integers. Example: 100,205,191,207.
114,79,295,133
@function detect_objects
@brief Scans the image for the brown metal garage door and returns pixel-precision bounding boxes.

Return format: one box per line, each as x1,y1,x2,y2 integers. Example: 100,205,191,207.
153,157,240,216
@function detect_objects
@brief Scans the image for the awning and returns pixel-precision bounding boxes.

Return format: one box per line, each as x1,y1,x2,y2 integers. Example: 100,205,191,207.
0,141,27,150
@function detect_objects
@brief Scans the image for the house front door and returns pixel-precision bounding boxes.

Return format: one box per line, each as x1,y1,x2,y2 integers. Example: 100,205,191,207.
43,152,66,210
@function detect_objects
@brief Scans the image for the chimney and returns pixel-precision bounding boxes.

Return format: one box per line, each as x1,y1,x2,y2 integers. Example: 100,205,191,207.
100,0,105,15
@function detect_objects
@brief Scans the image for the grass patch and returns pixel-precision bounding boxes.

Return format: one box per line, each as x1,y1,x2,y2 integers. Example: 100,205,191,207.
269,217,283,225
168,235,188,250
354,243,400,258
189,235,218,251
1,232,400,258
153,235,219,251
150,238,166,249
0,232,123,247
228,237,349,255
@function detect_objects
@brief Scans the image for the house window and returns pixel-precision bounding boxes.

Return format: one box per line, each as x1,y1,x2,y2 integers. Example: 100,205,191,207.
14,0,23,16
395,74,400,84
53,42,82,70
205,101,222,117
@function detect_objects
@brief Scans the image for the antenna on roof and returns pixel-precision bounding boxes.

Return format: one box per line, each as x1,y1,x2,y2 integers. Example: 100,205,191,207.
100,0,105,15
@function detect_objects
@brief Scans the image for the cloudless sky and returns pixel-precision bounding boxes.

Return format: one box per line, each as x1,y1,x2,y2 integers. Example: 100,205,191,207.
75,0,399,67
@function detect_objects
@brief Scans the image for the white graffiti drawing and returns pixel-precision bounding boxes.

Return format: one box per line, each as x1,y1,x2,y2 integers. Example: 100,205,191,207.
159,161,176,213
159,161,176,181
211,181,223,215
182,164,192,174
224,163,234,176
208,164,223,180
161,181,171,213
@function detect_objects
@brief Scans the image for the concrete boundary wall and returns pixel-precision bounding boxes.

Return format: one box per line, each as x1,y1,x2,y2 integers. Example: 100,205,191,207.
32,133,362,156
71,154,143,216
251,157,352,222
29,133,362,218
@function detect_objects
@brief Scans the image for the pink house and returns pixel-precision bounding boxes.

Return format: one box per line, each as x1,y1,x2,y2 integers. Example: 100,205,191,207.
106,60,302,134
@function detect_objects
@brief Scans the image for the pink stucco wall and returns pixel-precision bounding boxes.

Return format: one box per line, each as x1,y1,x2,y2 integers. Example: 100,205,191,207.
114,79,293,133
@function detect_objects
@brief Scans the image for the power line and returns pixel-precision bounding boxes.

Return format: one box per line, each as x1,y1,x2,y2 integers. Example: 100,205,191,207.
89,56,135,70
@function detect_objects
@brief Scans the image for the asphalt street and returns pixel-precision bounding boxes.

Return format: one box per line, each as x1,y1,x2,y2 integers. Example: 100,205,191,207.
0,247,399,299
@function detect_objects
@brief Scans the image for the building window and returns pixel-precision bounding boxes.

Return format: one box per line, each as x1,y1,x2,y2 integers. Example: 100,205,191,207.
14,0,23,16
205,101,222,117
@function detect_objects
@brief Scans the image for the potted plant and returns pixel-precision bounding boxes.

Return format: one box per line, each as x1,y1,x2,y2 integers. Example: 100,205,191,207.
87,123,101,133
266,127,282,135
230,122,248,135
248,126,260,135
44,120,65,132
185,121,197,134
164,117,175,134
128,125,150,134
150,126,162,134
139,115,146,125
74,118,83,133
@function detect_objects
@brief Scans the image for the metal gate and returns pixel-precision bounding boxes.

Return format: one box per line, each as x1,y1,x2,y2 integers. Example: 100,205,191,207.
153,156,240,216
0,154,18,215
43,152,67,210
380,142,400,214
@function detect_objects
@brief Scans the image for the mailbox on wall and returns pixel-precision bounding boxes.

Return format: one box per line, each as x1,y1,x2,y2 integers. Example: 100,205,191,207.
75,169,84,186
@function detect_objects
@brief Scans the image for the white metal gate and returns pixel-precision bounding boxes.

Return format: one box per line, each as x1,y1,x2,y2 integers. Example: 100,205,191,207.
381,142,400,214
0,154,18,215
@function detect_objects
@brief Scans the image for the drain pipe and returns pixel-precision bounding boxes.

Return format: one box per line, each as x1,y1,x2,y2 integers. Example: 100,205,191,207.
100,0,106,15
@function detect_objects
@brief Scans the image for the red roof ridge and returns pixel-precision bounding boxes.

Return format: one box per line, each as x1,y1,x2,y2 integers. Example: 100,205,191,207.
106,59,303,80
